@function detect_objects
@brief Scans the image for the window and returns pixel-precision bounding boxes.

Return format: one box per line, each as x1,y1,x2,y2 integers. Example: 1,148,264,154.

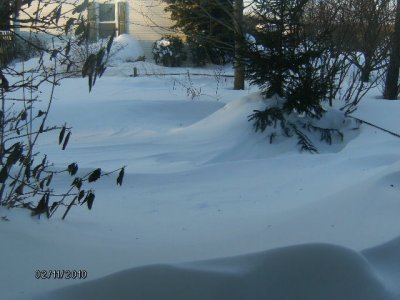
88,1,127,40
98,3,116,39
99,3,115,22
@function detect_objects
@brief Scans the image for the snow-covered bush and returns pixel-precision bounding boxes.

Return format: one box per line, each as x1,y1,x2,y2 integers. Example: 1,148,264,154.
152,35,186,67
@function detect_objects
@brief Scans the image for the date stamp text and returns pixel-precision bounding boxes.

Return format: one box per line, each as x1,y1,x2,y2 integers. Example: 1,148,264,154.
35,269,88,280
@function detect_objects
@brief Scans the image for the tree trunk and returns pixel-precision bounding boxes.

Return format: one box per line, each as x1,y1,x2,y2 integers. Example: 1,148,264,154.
361,53,372,83
0,1,11,31
384,0,400,100
233,0,245,90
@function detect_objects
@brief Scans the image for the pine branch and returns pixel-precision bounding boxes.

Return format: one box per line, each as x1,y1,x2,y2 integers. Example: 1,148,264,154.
291,125,318,154
248,107,284,132
306,124,344,145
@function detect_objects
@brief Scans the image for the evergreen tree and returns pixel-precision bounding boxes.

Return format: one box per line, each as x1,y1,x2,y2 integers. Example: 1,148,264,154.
246,0,343,153
246,0,333,118
163,0,235,65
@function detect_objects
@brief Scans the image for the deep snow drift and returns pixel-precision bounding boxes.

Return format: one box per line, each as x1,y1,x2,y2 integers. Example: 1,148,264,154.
41,241,400,300
2,60,400,300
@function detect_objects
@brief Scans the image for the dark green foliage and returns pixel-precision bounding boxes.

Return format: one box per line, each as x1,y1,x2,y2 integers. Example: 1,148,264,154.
0,71,9,90
187,38,208,67
246,0,308,97
78,190,85,202
306,124,344,145
152,35,187,67
62,131,71,150
88,168,101,183
284,62,330,119
6,143,23,166
31,193,50,217
0,169,11,190
65,18,76,35
292,125,318,153
81,34,114,91
72,177,83,190
117,167,125,186
72,0,89,14
59,125,66,144
85,192,95,210
248,107,284,132
187,38,233,66
68,163,79,176
248,105,344,153
0,1,11,31
163,0,234,65
246,0,344,152
246,0,334,117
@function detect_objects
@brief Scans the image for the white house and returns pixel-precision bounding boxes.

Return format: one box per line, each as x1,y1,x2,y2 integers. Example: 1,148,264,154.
87,0,174,59
21,0,175,60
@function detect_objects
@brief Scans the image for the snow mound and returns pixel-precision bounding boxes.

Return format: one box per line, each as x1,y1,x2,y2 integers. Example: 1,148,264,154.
167,94,359,165
40,244,392,300
351,97,400,136
364,236,400,297
110,34,144,63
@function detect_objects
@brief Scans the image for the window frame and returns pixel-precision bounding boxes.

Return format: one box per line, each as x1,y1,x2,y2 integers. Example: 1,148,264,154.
89,1,127,40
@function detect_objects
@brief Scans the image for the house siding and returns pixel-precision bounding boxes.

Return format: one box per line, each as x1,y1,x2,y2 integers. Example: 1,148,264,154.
21,0,176,61
125,0,174,60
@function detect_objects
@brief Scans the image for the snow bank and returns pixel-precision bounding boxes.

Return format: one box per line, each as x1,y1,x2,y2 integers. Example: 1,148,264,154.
4,62,400,300
110,34,144,63
351,97,400,136
38,243,392,300
364,236,400,297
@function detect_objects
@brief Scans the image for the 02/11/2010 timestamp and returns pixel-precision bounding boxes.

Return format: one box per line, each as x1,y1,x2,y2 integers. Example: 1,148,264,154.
35,269,88,280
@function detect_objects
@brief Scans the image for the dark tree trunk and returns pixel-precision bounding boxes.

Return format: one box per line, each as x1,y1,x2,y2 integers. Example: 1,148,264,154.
361,53,372,83
0,1,11,31
384,0,400,100
233,0,245,90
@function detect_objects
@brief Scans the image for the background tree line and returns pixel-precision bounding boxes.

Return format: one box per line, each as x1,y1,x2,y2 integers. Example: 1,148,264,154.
160,0,400,100
157,0,400,152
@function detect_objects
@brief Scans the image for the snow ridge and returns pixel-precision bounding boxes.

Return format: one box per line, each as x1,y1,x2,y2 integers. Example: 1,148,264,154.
39,243,395,300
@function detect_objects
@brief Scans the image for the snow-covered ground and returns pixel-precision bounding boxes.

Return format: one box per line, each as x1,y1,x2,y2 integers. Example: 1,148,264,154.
2,55,400,299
